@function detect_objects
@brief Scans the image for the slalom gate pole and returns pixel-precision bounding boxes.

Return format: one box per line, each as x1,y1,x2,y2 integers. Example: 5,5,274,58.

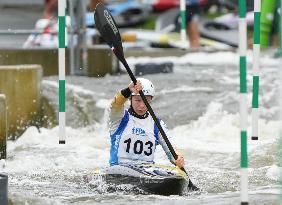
238,0,248,204
276,0,282,57
58,0,67,144
251,0,261,141
280,0,282,56
180,0,187,44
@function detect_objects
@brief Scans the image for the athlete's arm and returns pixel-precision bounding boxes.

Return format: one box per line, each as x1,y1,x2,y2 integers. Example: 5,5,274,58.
108,88,130,134
109,81,142,134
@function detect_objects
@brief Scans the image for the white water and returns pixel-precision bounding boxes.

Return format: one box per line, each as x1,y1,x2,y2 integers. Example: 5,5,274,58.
3,51,281,204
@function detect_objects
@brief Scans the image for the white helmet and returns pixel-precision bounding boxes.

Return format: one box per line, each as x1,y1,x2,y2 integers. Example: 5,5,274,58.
132,78,155,97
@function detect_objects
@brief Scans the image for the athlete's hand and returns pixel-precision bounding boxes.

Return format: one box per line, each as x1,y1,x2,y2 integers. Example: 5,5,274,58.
129,80,143,95
175,155,185,168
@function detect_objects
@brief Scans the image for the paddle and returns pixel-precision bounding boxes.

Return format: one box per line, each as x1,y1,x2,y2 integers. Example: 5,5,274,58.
94,3,198,191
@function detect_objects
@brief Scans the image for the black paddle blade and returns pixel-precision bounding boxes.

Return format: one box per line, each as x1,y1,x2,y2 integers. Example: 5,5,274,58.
94,3,124,61
188,179,199,191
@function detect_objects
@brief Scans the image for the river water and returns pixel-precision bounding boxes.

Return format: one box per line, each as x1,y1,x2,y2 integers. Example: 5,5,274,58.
3,51,281,204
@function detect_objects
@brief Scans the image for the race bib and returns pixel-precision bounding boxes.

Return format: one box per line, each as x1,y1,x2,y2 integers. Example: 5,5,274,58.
118,126,156,162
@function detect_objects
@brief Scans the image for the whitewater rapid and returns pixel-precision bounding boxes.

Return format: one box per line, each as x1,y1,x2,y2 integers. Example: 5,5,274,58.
3,51,281,204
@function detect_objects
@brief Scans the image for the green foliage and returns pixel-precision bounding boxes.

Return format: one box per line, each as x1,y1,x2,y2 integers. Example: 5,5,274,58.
133,15,158,30
203,11,228,19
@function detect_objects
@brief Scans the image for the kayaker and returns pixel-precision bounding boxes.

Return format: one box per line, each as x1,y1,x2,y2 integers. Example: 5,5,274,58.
108,78,185,168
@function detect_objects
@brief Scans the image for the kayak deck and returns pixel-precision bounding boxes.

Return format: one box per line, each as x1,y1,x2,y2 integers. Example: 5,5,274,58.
87,163,189,195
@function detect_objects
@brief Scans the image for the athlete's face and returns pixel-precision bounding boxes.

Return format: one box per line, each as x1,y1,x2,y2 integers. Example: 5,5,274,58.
131,95,152,116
